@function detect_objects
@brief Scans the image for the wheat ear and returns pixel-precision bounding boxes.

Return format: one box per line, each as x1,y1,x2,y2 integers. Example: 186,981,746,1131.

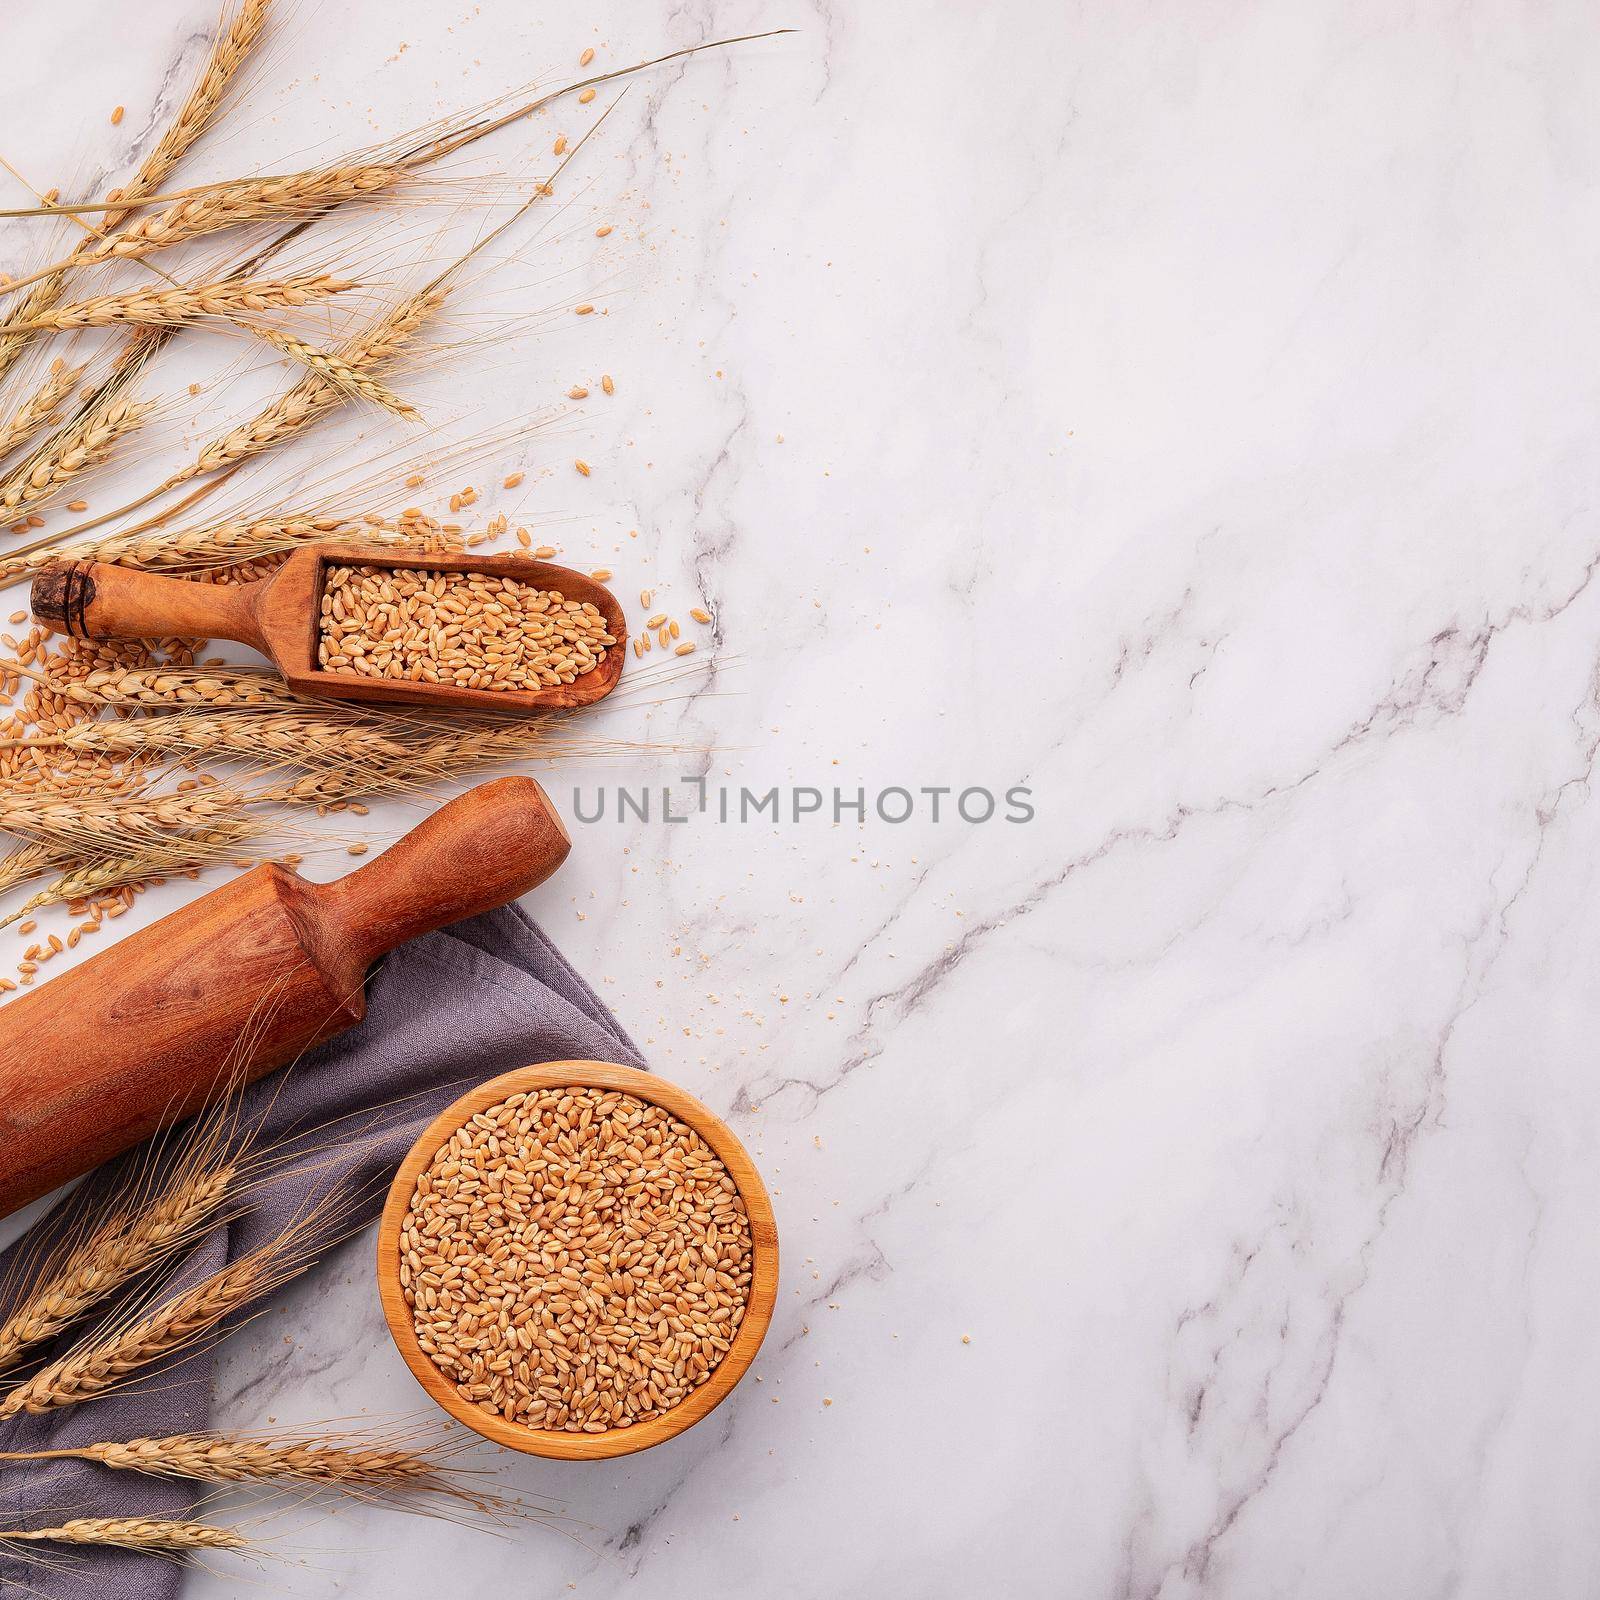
0,391,155,514
0,280,77,394
0,836,259,927
153,106,627,488
0,360,86,461
165,287,447,486
0,1164,235,1374
0,501,458,585
90,164,404,263
0,0,272,383
0,840,66,895
0,1517,247,1552
246,324,417,418
5,661,305,711
0,515,343,585
123,0,274,208
4,167,405,291
19,708,408,765
0,783,260,849
1,273,355,334
0,1226,318,1418
5,1433,449,1491
0,333,161,515
4,661,305,709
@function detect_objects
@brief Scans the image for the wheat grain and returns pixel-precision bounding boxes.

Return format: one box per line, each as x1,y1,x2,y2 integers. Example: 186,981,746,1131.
401,1085,753,1432
317,563,615,689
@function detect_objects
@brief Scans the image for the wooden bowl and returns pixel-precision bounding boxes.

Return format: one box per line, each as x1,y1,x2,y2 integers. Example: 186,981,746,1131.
376,1061,778,1460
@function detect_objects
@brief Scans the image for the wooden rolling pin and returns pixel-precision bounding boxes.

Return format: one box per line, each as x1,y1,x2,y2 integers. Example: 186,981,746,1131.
0,775,570,1219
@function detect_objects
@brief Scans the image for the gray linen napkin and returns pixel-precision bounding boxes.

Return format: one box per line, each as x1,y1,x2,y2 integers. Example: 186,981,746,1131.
0,903,644,1599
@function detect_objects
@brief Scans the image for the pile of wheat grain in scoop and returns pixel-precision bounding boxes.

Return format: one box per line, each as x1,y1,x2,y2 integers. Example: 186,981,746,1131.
317,564,615,689
399,1086,753,1433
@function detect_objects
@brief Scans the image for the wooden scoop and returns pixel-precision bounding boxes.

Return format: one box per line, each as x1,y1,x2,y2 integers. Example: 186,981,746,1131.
0,775,570,1219
32,545,627,712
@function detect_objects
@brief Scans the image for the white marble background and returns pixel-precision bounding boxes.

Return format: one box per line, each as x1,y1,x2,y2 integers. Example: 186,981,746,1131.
3,0,1598,1595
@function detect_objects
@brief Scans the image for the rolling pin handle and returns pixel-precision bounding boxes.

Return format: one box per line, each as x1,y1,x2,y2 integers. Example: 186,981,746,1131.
317,776,572,965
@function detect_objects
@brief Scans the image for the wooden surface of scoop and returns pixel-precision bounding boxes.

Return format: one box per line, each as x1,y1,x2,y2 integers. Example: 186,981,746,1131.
0,776,571,1219
32,545,627,712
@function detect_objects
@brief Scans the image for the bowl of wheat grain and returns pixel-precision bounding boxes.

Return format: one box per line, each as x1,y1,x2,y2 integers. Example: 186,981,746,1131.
376,1061,778,1459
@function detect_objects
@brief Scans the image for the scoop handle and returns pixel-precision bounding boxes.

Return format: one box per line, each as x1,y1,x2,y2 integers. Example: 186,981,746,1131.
313,776,572,966
32,561,270,652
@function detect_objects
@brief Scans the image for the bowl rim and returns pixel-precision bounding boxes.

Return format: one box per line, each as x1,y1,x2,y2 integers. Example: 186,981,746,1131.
375,1059,779,1460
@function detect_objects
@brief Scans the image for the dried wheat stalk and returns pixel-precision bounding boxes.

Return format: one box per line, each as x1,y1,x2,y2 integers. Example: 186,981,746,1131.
4,167,405,293
0,332,162,515
6,662,305,710
0,283,78,396
81,166,404,265
246,324,416,418
142,109,617,496
164,287,447,487
0,359,86,461
0,779,260,850
0,833,260,925
16,708,407,764
2,710,663,815
0,840,63,894
0,1516,247,1552
0,1226,316,1418
1,273,355,334
0,39,711,555
0,0,273,384
3,1432,450,1491
121,0,275,211
0,508,455,587
0,1164,235,1374
0,392,156,514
